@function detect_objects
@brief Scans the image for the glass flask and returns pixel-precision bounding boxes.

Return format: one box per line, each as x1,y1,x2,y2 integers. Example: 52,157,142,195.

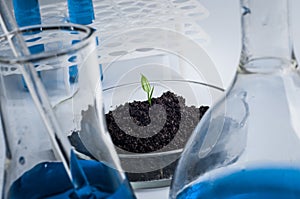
0,24,135,199
170,0,300,198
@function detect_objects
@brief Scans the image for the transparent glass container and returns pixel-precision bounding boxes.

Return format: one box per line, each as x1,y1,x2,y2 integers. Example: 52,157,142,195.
170,0,300,198
103,80,224,189
99,26,224,188
31,0,225,188
0,24,135,198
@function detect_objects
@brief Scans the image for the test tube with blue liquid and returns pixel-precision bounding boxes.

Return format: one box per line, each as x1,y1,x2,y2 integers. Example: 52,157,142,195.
12,0,41,27
68,0,104,82
13,0,44,90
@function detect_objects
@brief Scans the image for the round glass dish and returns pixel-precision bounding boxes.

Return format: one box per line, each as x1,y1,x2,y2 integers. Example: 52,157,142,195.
103,79,224,189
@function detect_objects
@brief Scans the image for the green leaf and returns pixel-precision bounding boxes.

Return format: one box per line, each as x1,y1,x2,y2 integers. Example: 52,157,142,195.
141,74,154,106
141,74,151,92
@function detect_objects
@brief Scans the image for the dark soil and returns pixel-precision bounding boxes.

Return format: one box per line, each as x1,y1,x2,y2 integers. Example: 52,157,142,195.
105,91,209,182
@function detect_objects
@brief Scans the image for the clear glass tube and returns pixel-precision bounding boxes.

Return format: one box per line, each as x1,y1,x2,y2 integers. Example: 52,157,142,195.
170,0,300,198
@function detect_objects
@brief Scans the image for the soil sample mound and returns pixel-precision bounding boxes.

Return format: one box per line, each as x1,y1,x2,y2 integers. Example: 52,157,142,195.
105,91,209,182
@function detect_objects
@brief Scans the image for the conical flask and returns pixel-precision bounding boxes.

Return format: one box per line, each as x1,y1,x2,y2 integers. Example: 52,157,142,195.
170,0,300,198
0,23,135,198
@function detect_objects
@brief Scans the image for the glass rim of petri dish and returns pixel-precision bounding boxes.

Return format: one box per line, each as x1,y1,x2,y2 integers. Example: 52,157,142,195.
0,23,94,65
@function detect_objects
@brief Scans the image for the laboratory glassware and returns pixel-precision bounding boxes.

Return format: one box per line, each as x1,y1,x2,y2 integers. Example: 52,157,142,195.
170,0,300,198
0,24,135,199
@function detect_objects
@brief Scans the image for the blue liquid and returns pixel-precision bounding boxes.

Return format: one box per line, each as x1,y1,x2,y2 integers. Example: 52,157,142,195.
13,0,41,27
177,167,300,199
9,160,135,199
67,0,95,25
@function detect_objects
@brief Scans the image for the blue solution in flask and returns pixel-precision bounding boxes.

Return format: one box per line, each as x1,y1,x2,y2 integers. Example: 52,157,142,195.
177,166,300,199
67,0,104,82
9,154,135,199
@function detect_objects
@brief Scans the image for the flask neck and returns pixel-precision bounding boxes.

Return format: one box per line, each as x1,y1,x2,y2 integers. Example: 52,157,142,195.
239,0,296,73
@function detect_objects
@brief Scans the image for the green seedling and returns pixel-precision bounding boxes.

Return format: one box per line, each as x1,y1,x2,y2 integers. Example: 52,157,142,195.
141,74,154,106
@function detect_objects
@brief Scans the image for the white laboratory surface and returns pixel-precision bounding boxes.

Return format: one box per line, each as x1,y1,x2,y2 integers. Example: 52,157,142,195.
2,0,300,198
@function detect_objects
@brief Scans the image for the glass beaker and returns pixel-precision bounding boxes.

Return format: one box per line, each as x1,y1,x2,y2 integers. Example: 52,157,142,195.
170,0,300,198
0,24,135,198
